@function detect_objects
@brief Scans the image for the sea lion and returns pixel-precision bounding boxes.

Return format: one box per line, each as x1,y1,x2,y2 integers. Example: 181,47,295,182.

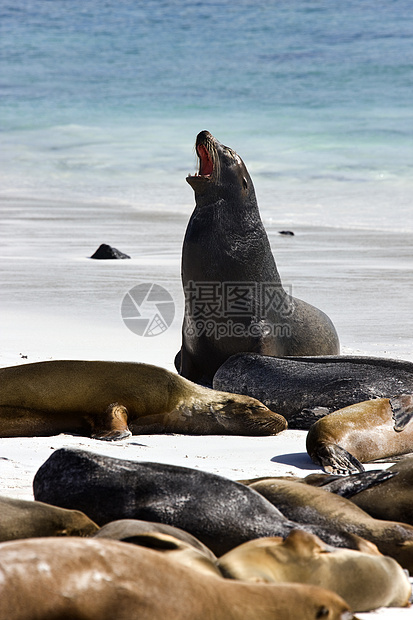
93,518,215,555
0,496,99,542
306,395,413,474
0,359,286,440
33,448,367,555
348,455,413,525
240,469,397,499
0,537,356,620
213,352,413,428
247,477,413,572
218,529,412,612
93,519,220,577
178,130,339,386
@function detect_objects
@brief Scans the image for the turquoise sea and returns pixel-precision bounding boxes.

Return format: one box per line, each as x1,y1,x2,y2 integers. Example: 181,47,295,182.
1,0,413,230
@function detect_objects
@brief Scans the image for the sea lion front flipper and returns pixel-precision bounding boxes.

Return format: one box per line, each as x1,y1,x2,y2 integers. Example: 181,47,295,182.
89,403,132,441
390,395,413,431
313,469,398,498
312,443,365,476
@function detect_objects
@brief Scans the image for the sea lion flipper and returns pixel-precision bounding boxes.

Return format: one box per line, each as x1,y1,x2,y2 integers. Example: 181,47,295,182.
390,395,413,431
316,470,398,498
89,403,131,441
313,443,365,476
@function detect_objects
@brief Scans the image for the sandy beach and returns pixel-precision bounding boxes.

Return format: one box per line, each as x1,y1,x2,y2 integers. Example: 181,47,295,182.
1,194,413,618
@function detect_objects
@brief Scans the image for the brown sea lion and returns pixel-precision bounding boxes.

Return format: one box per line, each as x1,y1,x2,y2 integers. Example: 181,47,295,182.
0,537,356,620
348,455,413,525
0,496,99,542
218,529,412,612
93,519,220,577
93,518,215,555
0,360,286,440
247,477,413,572
306,395,413,475
178,130,339,386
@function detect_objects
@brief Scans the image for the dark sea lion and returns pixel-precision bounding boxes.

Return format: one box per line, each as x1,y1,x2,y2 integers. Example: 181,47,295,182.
218,529,412,612
306,395,413,475
348,455,413,525
0,495,99,542
33,448,366,555
178,130,339,386
0,359,286,440
247,477,413,572
213,353,413,428
0,538,356,620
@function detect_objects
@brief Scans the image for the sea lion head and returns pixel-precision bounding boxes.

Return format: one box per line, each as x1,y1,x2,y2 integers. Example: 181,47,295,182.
209,391,287,436
187,130,255,205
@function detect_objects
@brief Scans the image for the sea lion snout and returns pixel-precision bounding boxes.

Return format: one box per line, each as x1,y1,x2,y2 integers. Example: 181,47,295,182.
214,394,287,435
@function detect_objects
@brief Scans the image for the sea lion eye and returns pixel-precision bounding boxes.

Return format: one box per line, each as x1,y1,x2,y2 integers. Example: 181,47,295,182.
316,607,329,619
242,176,248,189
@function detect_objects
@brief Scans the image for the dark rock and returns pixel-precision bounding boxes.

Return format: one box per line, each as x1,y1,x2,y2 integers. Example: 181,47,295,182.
90,244,130,259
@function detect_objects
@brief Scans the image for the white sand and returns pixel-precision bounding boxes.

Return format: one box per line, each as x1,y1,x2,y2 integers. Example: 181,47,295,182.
1,196,412,617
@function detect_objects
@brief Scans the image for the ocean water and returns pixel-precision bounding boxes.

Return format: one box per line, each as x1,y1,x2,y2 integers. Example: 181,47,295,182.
1,0,413,367
1,0,413,230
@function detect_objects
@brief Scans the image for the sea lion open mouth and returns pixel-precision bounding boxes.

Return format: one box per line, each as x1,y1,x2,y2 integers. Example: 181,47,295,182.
197,143,213,177
187,131,217,183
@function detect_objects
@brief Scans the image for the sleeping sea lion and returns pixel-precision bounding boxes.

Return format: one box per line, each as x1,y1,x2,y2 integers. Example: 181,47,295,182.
33,447,368,555
218,529,412,612
0,537,356,620
247,477,413,572
93,519,220,577
306,395,413,474
348,455,413,525
213,353,413,428
0,495,98,542
0,359,286,440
